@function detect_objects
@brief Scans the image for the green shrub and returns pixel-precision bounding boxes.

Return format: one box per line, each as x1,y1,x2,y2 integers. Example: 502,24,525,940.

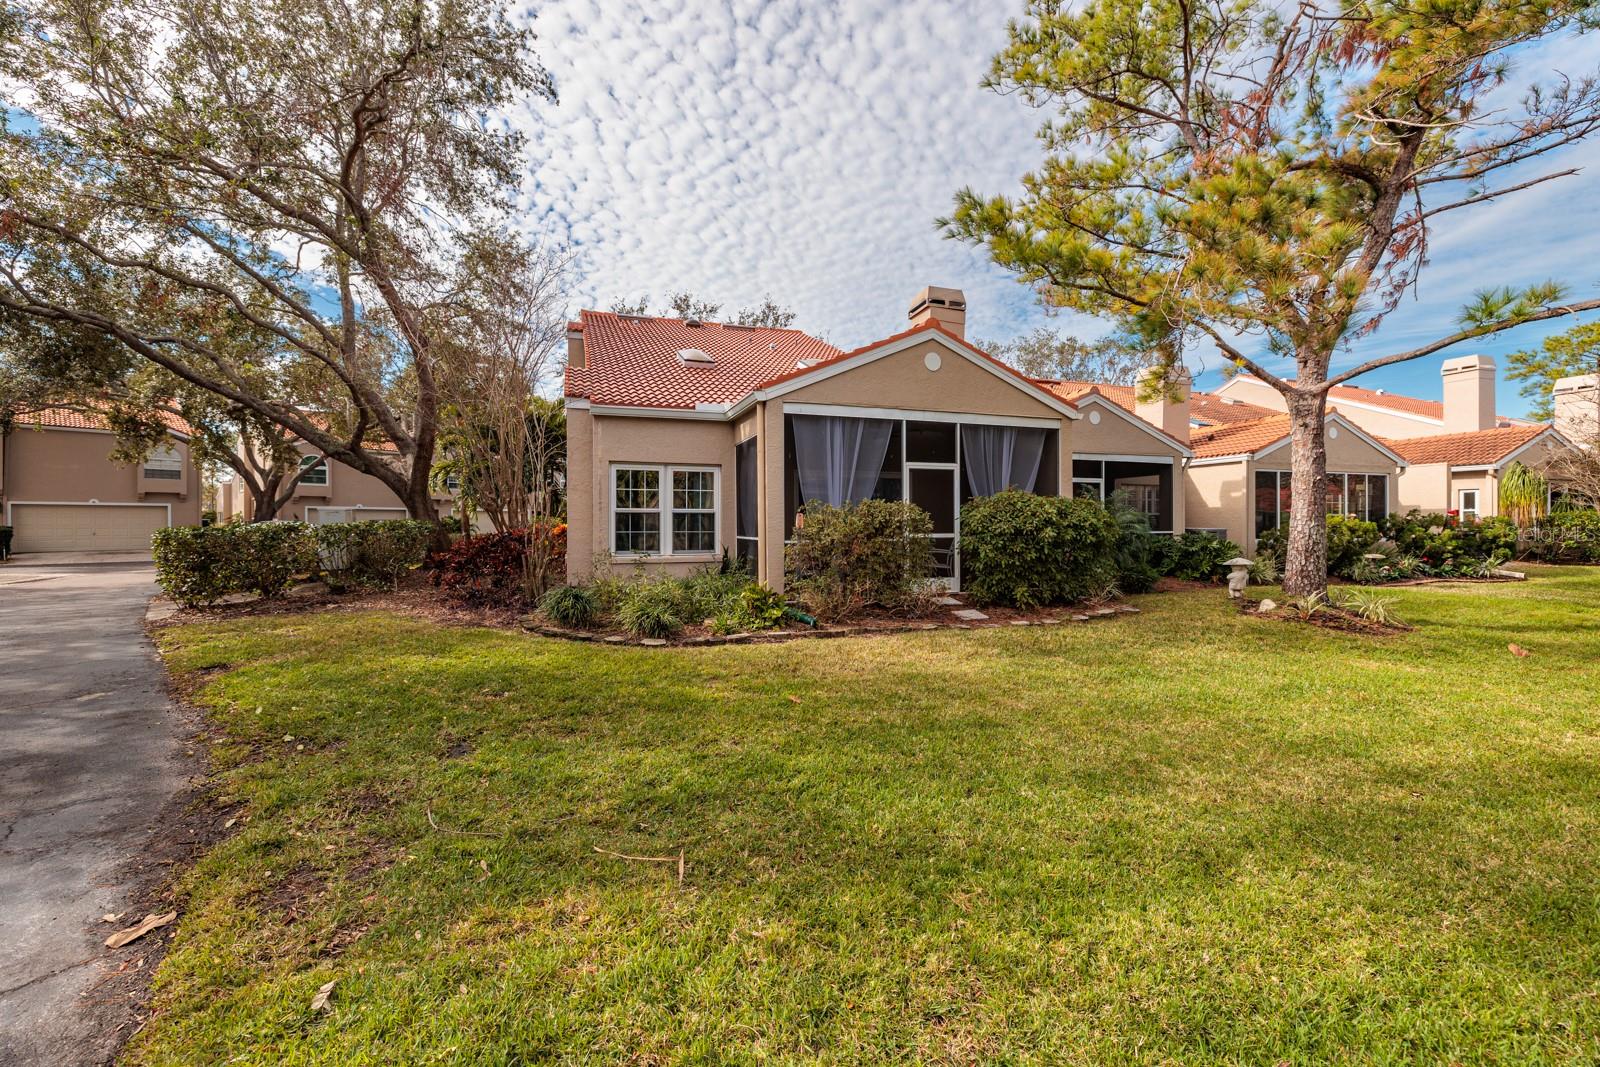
1151,531,1241,582
678,569,752,623
617,581,685,638
152,522,314,605
1326,514,1381,577
711,583,789,634
539,584,600,628
1535,509,1600,562
233,521,318,597
959,490,1119,608
317,520,433,590
787,499,934,620
1104,493,1161,594
153,525,241,607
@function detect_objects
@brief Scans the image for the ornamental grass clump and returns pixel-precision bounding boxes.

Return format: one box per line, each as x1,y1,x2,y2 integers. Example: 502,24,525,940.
538,584,600,629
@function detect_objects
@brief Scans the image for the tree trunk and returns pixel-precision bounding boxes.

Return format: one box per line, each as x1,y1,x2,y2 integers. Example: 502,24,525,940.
403,480,447,549
1282,391,1330,598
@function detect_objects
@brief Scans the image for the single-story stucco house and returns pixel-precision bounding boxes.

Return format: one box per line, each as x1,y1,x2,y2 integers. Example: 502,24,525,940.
1183,407,1407,553
1214,355,1592,518
564,287,1130,592
0,407,202,554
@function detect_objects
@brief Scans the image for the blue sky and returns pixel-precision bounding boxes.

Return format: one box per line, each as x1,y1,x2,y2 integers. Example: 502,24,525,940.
512,0,1600,418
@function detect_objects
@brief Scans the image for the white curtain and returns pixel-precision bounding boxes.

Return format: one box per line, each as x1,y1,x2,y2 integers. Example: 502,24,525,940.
791,415,894,507
961,425,1047,498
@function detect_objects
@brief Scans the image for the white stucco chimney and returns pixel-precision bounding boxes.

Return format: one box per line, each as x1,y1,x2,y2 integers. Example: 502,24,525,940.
908,286,967,339
1441,354,1496,433
1553,373,1599,442
1135,365,1192,444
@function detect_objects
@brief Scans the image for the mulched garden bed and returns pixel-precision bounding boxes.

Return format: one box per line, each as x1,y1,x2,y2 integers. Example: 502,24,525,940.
147,574,1148,646
523,600,1144,647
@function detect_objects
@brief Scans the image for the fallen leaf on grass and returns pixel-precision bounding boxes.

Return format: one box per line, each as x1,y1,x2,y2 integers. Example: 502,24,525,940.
310,979,336,1012
1509,643,1530,658
787,695,802,704
105,911,176,949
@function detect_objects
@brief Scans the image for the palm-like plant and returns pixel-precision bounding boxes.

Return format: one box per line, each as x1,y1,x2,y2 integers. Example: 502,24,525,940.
1500,462,1549,529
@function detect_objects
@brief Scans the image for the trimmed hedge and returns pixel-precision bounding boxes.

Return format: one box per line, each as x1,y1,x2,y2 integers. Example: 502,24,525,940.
959,490,1119,607
1149,530,1242,582
318,519,434,590
153,519,431,607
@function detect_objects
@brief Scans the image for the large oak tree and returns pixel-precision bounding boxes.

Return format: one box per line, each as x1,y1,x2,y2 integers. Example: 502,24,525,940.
0,0,556,526
945,0,1600,595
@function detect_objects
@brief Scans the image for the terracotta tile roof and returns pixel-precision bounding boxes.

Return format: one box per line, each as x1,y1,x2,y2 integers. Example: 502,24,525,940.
564,311,844,408
11,404,192,437
1040,379,1138,410
1379,424,1551,466
1235,375,1528,426
1192,392,1279,425
1189,413,1293,459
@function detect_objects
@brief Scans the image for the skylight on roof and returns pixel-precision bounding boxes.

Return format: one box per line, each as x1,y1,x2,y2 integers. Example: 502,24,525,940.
676,348,714,365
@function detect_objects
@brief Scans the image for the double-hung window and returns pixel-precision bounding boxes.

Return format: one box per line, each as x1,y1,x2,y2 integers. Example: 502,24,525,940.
612,465,718,556
1458,488,1480,521
298,454,329,486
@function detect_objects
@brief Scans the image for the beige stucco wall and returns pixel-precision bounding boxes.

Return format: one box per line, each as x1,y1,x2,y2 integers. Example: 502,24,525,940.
1211,376,1286,411
1073,403,1182,457
1254,427,1398,473
782,337,1064,419
1185,461,1250,546
2,426,202,526
1393,462,1453,515
568,411,738,581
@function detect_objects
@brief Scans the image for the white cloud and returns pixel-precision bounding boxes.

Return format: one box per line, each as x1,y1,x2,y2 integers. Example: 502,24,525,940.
510,2,1600,413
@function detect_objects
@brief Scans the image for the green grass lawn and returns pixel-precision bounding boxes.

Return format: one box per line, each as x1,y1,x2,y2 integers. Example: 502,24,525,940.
136,568,1600,1064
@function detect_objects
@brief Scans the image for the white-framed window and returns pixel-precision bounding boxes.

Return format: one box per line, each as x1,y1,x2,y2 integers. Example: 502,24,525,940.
1458,488,1480,521
142,444,184,481
611,465,719,556
298,454,329,486
1120,483,1161,523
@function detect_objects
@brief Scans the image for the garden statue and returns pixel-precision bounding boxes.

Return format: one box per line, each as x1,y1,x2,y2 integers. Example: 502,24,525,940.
1224,557,1254,599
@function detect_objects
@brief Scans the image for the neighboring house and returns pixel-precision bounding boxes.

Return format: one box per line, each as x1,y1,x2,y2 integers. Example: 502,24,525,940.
1038,377,1193,533
1216,355,1590,518
0,407,202,554
216,439,462,524
1184,408,1407,552
564,287,1085,592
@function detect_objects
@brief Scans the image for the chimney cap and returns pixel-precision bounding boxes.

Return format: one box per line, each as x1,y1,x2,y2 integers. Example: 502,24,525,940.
909,285,966,314
1442,353,1496,373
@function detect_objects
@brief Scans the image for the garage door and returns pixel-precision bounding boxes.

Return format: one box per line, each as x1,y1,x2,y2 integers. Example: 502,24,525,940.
306,507,409,524
9,503,169,553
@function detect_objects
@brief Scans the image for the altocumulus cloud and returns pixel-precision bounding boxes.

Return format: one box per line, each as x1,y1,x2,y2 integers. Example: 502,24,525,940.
506,1,1600,412
507,0,1073,346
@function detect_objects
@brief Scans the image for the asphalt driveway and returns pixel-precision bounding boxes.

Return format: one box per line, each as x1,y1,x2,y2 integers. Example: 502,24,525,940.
0,561,189,1065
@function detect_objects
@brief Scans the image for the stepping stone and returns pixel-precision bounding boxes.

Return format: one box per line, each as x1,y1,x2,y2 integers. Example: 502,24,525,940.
1040,618,1060,624
639,638,668,647
1093,608,1116,616
1072,614,1091,621
935,596,962,606
603,635,626,643
1010,620,1032,626
1117,605,1140,613
952,608,989,621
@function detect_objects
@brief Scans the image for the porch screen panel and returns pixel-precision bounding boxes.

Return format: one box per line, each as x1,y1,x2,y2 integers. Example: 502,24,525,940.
960,426,1047,498
790,415,894,508
735,438,757,568
1367,474,1389,521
